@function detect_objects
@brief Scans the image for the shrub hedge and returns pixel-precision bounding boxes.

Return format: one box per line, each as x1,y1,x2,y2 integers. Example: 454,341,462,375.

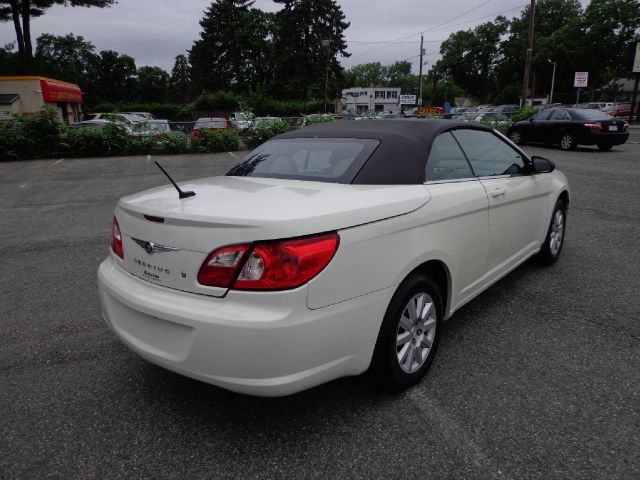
0,107,238,161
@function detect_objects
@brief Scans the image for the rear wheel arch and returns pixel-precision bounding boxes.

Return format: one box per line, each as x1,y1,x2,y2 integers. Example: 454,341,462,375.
404,260,451,319
558,190,569,206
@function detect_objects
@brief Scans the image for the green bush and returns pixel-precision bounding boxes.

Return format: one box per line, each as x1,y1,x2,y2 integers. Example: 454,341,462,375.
192,91,240,111
64,123,134,157
157,133,189,154
512,106,539,123
0,107,66,160
245,118,296,149
303,113,335,126
245,92,326,116
191,128,239,153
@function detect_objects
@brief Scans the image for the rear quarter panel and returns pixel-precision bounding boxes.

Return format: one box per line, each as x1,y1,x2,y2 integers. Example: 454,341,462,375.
306,181,490,318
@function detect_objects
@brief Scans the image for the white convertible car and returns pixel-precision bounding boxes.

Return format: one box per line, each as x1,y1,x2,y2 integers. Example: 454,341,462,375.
98,120,569,396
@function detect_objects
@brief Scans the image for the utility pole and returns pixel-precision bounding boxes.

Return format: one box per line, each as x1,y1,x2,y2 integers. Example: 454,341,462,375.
548,60,557,104
418,34,424,107
521,0,536,107
322,39,331,113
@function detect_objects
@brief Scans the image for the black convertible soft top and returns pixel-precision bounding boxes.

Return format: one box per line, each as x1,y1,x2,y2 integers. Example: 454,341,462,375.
275,119,493,184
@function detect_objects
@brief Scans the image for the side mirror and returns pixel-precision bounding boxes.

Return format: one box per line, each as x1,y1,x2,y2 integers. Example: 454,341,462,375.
530,156,555,173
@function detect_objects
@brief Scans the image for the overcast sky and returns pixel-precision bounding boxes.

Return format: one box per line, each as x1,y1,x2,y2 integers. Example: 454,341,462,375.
0,0,590,74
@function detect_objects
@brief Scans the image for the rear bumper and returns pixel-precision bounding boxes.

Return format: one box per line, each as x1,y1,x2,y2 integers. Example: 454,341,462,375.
579,130,629,146
97,255,392,396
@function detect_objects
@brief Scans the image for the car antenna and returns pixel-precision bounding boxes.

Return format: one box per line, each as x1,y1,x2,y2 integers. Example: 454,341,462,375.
154,161,196,199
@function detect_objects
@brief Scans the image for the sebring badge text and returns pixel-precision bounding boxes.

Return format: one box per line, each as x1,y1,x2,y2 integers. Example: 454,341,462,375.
133,258,170,275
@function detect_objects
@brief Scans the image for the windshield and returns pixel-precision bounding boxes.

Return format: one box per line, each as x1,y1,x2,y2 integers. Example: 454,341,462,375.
226,138,380,183
196,120,227,128
147,122,170,132
579,110,616,121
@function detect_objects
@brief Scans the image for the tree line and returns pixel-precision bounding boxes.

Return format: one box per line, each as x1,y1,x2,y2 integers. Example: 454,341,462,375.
1,0,350,108
1,0,638,109
432,0,640,104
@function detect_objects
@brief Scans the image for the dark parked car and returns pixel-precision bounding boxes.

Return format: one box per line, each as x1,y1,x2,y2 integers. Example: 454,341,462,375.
507,108,629,151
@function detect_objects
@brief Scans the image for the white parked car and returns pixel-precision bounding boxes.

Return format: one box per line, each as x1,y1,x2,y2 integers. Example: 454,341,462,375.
98,120,570,396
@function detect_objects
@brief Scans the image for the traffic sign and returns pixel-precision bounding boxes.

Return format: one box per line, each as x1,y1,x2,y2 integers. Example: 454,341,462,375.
574,72,589,88
400,94,417,105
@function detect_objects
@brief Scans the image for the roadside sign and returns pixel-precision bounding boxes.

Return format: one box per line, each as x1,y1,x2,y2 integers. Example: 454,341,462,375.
633,42,640,73
574,72,589,88
400,94,417,105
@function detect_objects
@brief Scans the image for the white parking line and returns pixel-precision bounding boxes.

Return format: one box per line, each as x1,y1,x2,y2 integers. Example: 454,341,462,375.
19,184,27,189
50,159,63,168
228,152,239,161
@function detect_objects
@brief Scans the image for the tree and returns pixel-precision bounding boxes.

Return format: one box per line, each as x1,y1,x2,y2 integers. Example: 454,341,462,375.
85,50,137,105
496,0,584,103
343,61,419,94
0,1,115,58
0,42,20,74
344,62,387,87
270,0,350,99
34,33,96,84
189,0,274,94
169,54,192,104
137,66,169,103
580,0,640,95
434,17,508,102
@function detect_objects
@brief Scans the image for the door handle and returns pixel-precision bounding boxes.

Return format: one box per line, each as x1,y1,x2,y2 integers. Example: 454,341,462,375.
491,187,506,198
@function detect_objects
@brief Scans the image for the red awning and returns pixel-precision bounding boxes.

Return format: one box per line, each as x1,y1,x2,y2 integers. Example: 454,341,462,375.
40,79,82,103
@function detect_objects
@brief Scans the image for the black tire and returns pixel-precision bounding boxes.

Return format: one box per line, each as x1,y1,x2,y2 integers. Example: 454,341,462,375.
559,132,576,151
597,143,613,151
536,198,567,265
371,273,442,390
509,129,523,145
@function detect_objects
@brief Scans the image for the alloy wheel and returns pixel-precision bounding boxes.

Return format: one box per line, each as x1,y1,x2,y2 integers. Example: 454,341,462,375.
549,209,565,256
396,293,437,373
510,130,522,144
560,134,574,150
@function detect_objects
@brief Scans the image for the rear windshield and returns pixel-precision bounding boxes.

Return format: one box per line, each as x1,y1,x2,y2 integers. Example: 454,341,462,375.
578,110,614,121
226,138,380,183
196,120,226,128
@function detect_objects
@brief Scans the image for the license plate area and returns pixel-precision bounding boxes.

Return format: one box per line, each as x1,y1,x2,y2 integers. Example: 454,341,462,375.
608,125,618,132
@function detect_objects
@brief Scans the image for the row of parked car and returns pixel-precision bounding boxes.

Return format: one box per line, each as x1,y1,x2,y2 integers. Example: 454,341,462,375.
77,103,632,152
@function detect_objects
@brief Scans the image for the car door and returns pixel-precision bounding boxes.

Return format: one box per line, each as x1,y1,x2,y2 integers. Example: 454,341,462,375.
524,109,552,143
545,109,571,144
452,129,549,281
423,131,490,304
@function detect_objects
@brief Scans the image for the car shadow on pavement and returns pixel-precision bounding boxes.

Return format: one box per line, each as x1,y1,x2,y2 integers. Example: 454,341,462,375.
123,256,545,433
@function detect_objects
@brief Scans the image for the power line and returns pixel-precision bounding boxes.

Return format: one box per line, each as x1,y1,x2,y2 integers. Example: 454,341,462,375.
348,0,512,60
421,0,492,33
348,40,443,45
428,4,528,32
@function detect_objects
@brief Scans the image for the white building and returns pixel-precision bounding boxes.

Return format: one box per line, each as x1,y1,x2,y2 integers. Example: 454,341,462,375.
341,87,401,114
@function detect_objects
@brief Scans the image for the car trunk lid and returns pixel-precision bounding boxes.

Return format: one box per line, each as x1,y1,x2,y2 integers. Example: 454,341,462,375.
115,176,430,297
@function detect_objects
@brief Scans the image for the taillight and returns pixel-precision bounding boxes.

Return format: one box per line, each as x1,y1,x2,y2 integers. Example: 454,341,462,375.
584,123,602,130
197,244,250,288
112,216,124,259
623,123,629,130
197,233,340,290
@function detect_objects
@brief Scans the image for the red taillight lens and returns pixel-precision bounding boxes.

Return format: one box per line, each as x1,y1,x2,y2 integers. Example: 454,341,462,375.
584,123,602,130
623,123,629,130
197,233,340,290
197,244,250,288
111,216,124,259
234,233,339,290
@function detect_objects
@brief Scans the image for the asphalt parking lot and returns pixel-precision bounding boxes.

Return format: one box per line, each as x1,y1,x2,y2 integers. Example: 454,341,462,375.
1,141,639,479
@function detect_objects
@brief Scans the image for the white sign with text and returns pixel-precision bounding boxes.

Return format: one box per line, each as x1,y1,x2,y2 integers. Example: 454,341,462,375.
574,72,589,88
400,94,417,105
